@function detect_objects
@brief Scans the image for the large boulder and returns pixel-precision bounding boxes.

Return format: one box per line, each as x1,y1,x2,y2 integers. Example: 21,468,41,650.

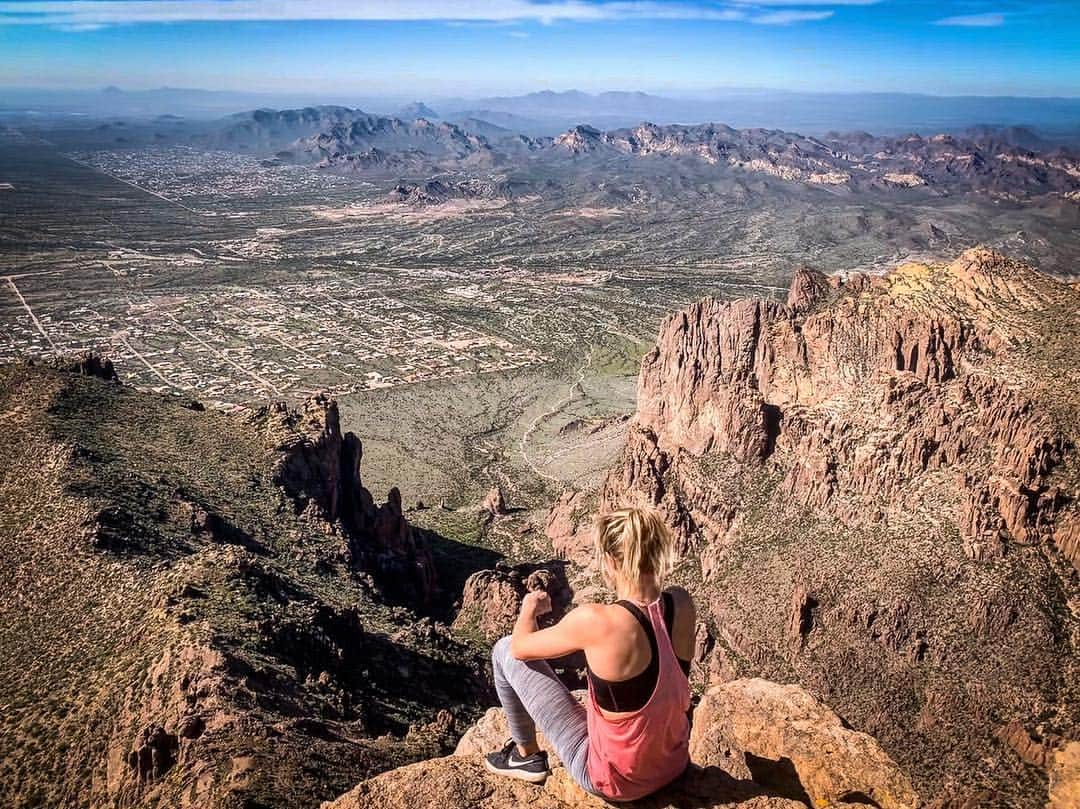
323,755,811,809
690,679,918,809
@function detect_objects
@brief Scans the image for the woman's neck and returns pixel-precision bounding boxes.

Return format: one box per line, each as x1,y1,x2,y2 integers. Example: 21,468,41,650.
615,575,660,604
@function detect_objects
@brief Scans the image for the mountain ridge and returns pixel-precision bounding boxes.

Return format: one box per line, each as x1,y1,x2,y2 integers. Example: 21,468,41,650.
0,358,490,809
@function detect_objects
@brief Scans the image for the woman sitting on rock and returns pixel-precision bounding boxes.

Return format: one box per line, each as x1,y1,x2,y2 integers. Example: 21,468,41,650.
485,506,695,801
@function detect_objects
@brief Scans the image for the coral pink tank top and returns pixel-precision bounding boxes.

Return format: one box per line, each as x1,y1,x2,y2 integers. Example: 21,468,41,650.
586,597,691,801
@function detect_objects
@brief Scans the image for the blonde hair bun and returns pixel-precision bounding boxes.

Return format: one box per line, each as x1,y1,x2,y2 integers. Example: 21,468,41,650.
593,506,677,586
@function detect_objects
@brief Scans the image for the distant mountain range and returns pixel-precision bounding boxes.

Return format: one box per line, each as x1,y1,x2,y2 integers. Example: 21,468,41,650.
435,89,1080,142
213,107,1077,202
23,101,1078,203
4,85,1080,144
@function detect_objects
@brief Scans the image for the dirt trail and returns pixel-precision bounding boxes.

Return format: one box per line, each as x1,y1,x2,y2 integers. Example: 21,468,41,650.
519,349,593,486
4,277,58,351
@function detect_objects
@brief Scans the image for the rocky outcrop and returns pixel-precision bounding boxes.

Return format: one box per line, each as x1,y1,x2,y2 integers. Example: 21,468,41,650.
127,725,179,784
690,680,918,809
786,267,830,313
325,756,814,809
259,394,438,604
453,561,572,642
47,350,118,381
324,678,916,809
481,485,509,518
599,248,1080,805
389,177,513,206
606,248,1076,560
325,757,815,809
553,124,607,154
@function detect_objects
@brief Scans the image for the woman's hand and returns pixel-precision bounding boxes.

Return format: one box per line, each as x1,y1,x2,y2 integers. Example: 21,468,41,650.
521,590,552,618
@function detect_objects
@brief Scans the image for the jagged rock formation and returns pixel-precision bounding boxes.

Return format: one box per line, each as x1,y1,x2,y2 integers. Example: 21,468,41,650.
605,248,1078,561
553,124,608,154
258,394,438,605
544,123,1080,197
388,176,515,206
785,266,831,313
324,678,916,809
0,362,486,809
558,248,1080,805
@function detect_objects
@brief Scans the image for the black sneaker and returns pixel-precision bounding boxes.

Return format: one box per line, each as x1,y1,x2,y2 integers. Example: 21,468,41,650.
483,739,550,783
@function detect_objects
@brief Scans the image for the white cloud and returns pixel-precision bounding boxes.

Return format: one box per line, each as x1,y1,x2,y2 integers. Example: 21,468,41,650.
933,12,1007,27
52,21,106,31
0,0,846,27
752,9,834,24
736,0,878,4
0,1,718,25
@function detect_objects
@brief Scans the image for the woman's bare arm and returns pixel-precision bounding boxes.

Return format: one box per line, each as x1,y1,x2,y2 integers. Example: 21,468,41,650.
509,594,607,661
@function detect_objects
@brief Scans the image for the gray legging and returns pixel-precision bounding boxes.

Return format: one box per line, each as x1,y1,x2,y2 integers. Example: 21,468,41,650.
491,635,597,795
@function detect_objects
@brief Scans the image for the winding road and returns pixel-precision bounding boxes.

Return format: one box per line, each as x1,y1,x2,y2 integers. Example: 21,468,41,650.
518,348,594,486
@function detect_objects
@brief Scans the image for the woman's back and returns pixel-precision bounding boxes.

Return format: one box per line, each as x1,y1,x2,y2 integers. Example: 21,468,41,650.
585,588,694,715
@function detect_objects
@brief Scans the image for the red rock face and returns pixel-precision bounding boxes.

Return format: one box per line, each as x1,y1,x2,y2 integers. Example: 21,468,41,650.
605,248,1075,567
786,267,831,313
596,247,1080,804
543,490,595,566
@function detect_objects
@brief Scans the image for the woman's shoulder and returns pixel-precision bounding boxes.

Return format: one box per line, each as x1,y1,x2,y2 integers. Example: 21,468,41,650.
664,586,696,618
568,600,628,628
664,585,694,605
561,601,625,644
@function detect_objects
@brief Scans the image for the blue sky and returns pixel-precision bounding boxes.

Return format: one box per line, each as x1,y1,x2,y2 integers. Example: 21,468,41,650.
0,1,1077,96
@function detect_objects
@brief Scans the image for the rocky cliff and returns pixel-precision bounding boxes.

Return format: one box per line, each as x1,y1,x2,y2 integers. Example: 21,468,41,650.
563,248,1080,805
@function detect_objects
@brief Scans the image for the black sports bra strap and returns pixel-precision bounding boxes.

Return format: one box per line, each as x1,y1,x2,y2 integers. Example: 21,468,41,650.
662,591,675,637
615,599,655,642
